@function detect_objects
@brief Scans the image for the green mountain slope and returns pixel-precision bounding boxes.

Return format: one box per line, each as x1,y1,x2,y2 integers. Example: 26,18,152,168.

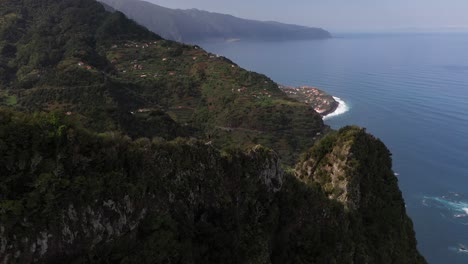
0,0,426,263
98,0,332,43
0,0,324,164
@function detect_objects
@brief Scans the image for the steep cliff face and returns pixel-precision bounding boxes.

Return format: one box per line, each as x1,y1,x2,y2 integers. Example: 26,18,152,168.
295,126,426,264
0,112,425,263
0,110,284,263
296,127,365,210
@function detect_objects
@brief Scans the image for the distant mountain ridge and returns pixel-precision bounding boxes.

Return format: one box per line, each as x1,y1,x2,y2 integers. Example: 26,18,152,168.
98,0,332,42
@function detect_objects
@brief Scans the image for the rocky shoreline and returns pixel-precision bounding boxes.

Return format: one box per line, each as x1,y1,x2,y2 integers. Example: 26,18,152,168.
280,85,339,116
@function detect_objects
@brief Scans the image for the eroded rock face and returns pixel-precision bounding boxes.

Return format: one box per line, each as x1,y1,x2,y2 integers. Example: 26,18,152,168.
247,145,284,192
293,126,426,264
296,130,361,210
0,132,284,263
0,113,425,264
1,198,148,263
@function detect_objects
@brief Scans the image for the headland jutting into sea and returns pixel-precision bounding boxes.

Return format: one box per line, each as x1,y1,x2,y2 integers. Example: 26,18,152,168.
281,85,349,119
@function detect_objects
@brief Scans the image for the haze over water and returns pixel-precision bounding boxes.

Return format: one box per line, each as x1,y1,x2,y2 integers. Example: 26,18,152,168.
199,33,468,264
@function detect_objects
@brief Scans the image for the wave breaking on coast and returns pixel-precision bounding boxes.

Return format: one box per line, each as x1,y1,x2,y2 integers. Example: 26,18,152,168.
421,193,468,224
323,96,349,120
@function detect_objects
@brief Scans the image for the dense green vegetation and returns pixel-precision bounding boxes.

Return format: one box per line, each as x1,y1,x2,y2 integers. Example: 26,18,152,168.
296,127,426,264
0,0,425,263
0,111,425,263
0,0,323,164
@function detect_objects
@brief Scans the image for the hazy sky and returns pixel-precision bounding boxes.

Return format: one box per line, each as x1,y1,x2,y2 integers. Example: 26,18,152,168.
145,0,468,32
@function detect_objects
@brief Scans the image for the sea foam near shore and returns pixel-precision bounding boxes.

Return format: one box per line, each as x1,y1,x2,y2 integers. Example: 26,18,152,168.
323,96,349,120
422,194,468,221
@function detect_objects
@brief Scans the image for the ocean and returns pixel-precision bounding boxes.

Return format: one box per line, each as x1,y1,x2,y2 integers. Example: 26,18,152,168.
198,33,468,264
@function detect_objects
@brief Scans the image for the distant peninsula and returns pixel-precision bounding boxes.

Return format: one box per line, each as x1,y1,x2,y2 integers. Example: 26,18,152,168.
98,0,332,43
281,86,339,116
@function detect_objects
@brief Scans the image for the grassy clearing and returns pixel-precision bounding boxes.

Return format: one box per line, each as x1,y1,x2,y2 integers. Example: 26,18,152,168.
0,92,18,106
6,95,17,106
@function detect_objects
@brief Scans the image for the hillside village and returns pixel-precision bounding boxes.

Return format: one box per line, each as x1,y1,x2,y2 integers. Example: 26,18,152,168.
281,85,338,116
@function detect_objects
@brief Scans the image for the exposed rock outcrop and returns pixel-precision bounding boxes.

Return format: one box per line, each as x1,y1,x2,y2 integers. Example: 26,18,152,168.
0,114,426,263
0,113,284,262
294,126,426,264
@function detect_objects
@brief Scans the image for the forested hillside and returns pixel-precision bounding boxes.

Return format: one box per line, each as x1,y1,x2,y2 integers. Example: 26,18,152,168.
0,0,324,164
0,111,425,263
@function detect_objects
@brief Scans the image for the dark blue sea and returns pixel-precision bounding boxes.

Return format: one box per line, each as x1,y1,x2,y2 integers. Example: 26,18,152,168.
199,33,468,264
